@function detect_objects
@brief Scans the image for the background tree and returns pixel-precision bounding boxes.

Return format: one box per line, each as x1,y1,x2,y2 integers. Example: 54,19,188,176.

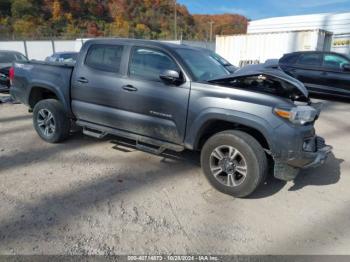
11,0,36,18
0,0,12,17
0,0,248,40
52,0,61,21
193,14,248,40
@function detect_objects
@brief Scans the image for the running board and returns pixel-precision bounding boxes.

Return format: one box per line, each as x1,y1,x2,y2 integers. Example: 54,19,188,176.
83,127,107,139
76,120,184,153
136,142,166,155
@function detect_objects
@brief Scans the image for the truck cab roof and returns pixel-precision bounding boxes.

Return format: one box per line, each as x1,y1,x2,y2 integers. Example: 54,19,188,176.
84,38,203,52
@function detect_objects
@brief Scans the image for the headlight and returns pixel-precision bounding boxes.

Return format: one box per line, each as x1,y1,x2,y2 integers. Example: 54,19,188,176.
274,106,317,125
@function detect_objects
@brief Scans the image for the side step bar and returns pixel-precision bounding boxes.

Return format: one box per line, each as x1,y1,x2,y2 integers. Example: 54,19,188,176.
136,142,166,155
83,127,107,139
76,120,184,153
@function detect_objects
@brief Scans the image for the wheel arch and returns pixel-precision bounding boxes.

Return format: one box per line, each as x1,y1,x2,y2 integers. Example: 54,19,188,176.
27,84,71,116
195,120,271,151
185,110,274,152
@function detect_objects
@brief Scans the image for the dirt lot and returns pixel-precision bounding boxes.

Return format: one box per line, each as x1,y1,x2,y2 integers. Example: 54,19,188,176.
1,94,350,255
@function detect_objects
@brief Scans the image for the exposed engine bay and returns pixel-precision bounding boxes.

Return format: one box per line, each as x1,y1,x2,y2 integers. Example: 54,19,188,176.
209,62,310,103
219,74,309,102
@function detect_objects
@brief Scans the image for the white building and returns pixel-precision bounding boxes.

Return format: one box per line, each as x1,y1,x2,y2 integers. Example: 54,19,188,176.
248,12,350,34
216,29,332,67
216,12,350,67
248,12,350,55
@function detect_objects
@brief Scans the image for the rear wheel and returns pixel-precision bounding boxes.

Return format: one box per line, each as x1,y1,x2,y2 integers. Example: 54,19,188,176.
201,130,268,198
33,99,70,143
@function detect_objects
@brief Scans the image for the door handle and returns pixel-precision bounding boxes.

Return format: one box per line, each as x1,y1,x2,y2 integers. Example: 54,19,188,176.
122,85,138,92
77,77,89,84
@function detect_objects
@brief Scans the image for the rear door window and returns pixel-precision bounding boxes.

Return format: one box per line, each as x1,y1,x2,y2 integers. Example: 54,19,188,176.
296,53,322,67
85,45,124,73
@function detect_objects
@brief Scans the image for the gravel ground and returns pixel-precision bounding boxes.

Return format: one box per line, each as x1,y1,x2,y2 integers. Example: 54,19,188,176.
0,94,350,255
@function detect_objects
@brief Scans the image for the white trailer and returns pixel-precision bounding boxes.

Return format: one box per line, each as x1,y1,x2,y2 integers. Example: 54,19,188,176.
247,12,350,56
216,29,333,67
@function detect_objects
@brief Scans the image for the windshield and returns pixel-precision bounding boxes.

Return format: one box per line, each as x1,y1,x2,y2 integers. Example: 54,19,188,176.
207,51,238,73
208,51,230,66
176,48,230,81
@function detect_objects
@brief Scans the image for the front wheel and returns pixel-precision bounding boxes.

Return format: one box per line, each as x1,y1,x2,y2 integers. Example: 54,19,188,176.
201,130,268,198
33,99,70,143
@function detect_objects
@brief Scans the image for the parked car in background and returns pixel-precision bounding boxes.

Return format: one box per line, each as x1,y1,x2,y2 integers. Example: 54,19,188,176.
11,39,331,198
45,52,78,63
0,50,27,92
279,51,350,98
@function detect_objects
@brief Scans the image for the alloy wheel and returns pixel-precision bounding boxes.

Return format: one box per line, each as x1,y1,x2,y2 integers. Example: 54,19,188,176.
37,109,56,138
209,145,248,187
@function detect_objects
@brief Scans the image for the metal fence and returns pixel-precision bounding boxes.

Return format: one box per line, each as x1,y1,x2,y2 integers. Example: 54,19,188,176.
0,40,82,60
0,39,215,60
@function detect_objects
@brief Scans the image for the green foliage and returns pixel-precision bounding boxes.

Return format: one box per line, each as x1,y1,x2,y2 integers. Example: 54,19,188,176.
0,0,248,40
11,0,35,18
13,18,37,37
0,17,11,38
193,14,248,40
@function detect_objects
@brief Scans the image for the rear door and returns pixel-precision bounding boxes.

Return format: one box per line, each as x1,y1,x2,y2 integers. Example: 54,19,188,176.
71,43,130,129
290,53,323,92
318,53,350,96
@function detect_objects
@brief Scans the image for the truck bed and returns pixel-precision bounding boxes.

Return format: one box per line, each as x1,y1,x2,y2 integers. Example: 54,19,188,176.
10,60,75,114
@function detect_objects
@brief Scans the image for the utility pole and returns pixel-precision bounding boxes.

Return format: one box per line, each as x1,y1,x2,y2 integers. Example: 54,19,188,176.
209,21,215,42
174,0,177,40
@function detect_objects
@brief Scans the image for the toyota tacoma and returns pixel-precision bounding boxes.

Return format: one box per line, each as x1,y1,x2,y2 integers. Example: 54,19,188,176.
10,39,332,197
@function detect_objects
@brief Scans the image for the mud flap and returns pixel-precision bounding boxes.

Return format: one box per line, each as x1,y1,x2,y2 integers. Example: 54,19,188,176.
274,161,300,181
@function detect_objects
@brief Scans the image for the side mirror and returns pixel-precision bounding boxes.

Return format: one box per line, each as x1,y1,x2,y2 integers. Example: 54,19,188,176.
342,64,350,72
160,70,183,85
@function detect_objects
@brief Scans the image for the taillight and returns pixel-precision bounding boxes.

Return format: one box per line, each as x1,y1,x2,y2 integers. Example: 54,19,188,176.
9,67,14,85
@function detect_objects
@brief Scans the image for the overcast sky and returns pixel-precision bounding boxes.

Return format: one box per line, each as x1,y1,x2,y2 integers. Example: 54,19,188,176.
178,0,350,19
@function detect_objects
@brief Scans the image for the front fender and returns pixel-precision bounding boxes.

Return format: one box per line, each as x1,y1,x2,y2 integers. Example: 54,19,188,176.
184,108,275,152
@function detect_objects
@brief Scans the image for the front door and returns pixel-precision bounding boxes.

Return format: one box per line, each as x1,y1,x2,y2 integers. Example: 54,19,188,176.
115,46,190,144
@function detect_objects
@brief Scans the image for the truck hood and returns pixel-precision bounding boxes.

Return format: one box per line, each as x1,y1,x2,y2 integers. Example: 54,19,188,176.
209,62,309,101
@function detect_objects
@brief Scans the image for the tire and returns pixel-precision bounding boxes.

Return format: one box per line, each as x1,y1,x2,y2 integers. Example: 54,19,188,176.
33,99,70,143
201,130,268,198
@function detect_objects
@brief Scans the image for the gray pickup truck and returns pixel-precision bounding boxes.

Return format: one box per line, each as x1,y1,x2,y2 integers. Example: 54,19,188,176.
10,39,332,197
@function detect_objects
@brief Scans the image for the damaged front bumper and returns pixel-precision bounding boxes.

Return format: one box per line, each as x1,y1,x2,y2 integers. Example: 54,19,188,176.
274,136,332,181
